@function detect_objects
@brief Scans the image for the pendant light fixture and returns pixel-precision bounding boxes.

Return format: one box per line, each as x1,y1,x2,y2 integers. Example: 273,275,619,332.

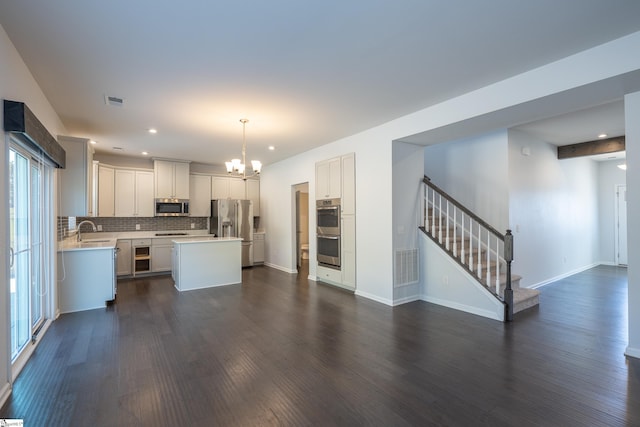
225,118,262,179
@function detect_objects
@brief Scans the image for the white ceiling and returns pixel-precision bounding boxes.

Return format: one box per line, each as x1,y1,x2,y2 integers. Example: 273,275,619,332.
2,1,640,168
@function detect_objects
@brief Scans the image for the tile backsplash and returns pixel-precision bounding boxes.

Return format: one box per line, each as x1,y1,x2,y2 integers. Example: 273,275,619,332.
58,216,209,240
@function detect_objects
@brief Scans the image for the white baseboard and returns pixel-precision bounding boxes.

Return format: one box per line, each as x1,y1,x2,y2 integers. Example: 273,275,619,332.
421,294,504,321
263,262,297,274
528,262,600,289
354,289,393,306
625,346,640,359
392,295,421,306
0,382,11,411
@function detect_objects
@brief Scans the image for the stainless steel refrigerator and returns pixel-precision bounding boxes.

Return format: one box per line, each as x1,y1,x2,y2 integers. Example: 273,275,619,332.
211,199,254,267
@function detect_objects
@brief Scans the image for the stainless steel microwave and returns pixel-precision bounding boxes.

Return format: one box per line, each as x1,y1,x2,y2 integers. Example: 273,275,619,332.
155,198,189,217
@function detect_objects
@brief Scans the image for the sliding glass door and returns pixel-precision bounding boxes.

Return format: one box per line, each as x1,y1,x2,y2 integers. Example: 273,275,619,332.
9,142,48,361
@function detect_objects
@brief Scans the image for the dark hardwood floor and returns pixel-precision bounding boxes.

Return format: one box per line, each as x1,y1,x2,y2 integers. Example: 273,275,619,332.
1,264,639,426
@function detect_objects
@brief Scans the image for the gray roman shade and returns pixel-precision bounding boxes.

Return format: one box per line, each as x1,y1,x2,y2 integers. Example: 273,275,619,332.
3,99,65,168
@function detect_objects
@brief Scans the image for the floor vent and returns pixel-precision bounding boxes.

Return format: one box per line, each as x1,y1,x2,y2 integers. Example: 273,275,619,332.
394,248,419,287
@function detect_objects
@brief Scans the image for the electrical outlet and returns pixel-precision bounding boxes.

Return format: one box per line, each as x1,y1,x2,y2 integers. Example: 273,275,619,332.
97,225,103,231
191,223,195,229
136,224,140,230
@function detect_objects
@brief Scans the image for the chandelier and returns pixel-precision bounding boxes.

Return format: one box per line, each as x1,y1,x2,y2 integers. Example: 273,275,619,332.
225,118,261,179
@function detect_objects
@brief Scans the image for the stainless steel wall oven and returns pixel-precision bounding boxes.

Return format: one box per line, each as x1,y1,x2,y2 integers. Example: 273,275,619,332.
316,198,341,269
316,198,340,235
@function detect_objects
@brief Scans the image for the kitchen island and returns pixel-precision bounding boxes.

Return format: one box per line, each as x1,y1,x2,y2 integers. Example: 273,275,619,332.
172,237,242,291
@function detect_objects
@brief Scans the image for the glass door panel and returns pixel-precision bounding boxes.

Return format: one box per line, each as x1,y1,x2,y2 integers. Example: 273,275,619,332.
9,148,31,359
31,163,44,329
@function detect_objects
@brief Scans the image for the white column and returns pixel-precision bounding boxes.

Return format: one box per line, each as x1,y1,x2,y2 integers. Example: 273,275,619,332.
625,91,640,359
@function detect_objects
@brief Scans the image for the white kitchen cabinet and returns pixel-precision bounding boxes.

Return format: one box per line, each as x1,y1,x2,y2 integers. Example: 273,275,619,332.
116,239,132,276
230,179,245,199
115,169,154,217
97,164,115,217
151,240,173,273
341,214,356,289
246,179,260,216
57,247,115,313
254,232,265,264
136,171,155,216
211,176,230,199
154,160,190,199
58,136,94,216
315,157,341,200
211,176,246,200
189,174,212,217
341,153,355,215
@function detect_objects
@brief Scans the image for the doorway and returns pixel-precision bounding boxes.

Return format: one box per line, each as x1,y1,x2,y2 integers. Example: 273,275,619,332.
616,184,627,265
293,183,309,273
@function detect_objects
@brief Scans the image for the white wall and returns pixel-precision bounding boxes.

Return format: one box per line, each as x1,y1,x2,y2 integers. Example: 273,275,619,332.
0,24,67,405
508,130,599,288
392,141,424,303
598,160,627,264
424,130,510,231
625,91,640,359
261,128,395,304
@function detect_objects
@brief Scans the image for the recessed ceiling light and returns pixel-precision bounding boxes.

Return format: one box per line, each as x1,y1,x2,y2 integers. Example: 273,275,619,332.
148,128,157,134
268,146,275,151
142,151,149,156
598,133,608,138
89,140,97,144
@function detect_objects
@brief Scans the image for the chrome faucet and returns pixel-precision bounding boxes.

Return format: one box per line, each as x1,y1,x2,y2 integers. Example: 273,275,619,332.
76,220,97,242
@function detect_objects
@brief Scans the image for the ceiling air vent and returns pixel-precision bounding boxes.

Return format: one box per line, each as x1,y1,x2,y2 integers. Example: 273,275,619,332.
104,95,125,107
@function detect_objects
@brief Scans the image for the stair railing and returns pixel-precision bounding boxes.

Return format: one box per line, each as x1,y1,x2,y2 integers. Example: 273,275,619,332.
421,176,514,319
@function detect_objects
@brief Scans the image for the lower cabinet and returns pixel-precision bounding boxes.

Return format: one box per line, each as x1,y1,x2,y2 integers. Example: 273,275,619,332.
57,248,115,313
254,233,265,264
116,239,132,276
151,239,173,272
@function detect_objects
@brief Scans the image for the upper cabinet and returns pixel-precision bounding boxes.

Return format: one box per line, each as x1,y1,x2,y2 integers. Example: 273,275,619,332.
96,164,115,217
115,169,154,217
58,136,94,216
189,174,212,217
341,153,355,215
154,160,190,199
211,176,260,215
315,157,341,200
211,176,244,200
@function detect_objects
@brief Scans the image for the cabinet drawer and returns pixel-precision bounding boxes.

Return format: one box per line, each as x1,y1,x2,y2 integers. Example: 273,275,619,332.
152,238,173,246
132,238,151,246
317,265,342,283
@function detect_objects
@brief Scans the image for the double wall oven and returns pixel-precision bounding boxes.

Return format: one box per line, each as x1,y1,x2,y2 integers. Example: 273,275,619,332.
317,198,341,269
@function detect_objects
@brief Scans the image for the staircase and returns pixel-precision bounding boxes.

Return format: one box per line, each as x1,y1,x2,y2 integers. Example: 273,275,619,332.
421,176,539,320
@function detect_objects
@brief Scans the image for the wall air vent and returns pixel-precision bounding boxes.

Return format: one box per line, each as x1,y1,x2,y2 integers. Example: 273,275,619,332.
104,95,125,107
394,248,419,287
